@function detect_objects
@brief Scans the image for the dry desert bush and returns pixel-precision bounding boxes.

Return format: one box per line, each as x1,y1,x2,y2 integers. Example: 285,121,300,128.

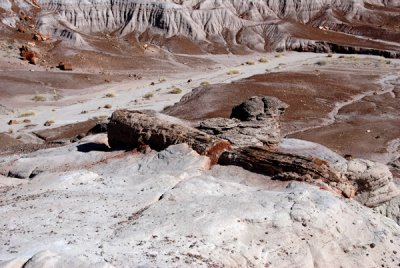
227,69,240,75
32,95,46,102
143,93,154,99
19,111,35,117
169,87,182,94
105,92,116,98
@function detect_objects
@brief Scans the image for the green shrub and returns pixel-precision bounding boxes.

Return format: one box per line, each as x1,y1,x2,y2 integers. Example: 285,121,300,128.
169,88,182,94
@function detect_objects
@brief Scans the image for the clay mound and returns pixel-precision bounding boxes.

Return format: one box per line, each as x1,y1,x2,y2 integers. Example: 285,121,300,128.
2,0,399,55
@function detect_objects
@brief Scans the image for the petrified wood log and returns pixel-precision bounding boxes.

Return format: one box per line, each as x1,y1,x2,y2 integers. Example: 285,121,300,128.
108,110,231,163
218,146,356,198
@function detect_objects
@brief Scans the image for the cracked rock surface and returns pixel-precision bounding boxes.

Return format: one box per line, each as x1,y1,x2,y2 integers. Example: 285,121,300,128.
0,137,400,267
198,96,287,148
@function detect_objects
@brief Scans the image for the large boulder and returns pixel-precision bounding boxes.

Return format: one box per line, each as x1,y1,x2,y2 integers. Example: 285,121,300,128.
107,110,231,164
199,96,288,148
230,96,288,121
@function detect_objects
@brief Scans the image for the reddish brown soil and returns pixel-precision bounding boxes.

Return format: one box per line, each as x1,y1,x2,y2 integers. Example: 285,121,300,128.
293,91,400,159
287,22,400,52
0,132,59,155
165,68,379,131
0,71,124,98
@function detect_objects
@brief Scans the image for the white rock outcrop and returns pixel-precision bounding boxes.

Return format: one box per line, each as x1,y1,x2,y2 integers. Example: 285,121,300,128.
0,141,399,267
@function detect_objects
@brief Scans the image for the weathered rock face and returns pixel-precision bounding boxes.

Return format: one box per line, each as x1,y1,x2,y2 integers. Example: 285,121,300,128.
218,145,356,198
375,196,400,225
2,0,397,54
231,96,288,121
107,109,231,164
346,159,400,207
37,0,397,36
3,250,113,268
198,96,287,148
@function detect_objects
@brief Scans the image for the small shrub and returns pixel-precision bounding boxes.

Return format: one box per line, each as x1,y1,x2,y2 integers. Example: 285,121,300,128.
246,60,256,65
315,61,327,66
98,115,109,120
200,81,210,86
386,60,391,65
105,92,116,98
259,57,268,63
52,89,63,101
227,69,240,75
143,93,154,99
275,53,282,58
327,53,333,58
44,120,55,126
32,95,46,102
104,104,112,109
159,78,166,83
8,128,13,134
169,87,182,94
18,111,35,117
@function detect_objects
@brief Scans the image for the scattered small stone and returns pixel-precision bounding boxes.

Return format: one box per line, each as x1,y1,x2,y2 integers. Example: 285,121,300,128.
8,120,19,125
44,120,55,126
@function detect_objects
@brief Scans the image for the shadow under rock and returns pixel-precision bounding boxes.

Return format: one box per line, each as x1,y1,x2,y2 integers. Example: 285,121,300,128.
76,142,111,153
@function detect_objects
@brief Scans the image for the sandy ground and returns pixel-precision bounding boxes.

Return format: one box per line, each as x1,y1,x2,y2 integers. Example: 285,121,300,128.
0,51,327,134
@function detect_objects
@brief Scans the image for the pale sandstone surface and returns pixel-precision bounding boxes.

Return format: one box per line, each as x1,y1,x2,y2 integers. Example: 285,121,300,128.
0,138,399,267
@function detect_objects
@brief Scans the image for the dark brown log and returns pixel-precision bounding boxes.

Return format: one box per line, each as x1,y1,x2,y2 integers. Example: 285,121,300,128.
108,110,231,164
218,146,356,198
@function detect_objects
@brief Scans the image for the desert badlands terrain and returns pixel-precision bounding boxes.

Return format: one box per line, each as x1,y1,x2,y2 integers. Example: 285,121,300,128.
0,0,400,267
